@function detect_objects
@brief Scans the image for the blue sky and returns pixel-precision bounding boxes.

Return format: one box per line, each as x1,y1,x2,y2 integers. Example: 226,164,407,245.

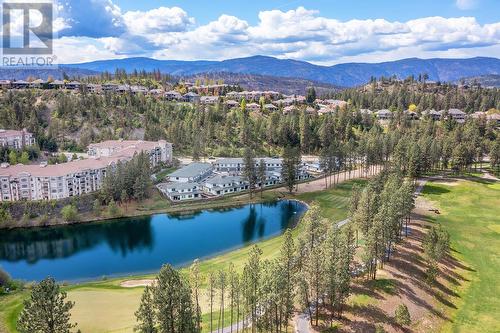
42,0,500,64
113,0,500,25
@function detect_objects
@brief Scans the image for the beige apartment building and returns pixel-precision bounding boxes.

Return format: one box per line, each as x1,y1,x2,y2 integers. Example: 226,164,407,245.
0,129,36,149
0,140,172,202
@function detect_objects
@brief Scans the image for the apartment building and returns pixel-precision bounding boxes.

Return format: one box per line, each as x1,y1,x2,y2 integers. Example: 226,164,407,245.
213,157,283,174
88,140,172,167
0,129,36,149
0,140,172,202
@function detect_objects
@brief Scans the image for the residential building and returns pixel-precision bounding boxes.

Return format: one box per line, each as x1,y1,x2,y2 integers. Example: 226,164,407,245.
87,140,172,166
164,90,182,101
157,182,202,201
376,109,393,120
246,103,261,112
49,80,65,89
264,104,278,112
0,139,172,202
183,92,201,103
422,109,442,121
200,96,220,105
0,80,11,89
448,109,466,123
203,175,248,196
65,81,81,90
0,129,36,149
214,157,283,173
167,162,213,183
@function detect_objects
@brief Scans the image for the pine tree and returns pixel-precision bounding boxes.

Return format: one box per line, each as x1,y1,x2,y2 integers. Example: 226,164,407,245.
17,277,77,333
135,286,156,333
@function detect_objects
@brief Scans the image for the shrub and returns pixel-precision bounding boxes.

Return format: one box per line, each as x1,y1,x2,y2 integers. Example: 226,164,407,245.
61,205,78,222
375,324,386,333
0,207,12,223
93,199,101,216
107,200,119,217
0,267,11,287
394,304,411,326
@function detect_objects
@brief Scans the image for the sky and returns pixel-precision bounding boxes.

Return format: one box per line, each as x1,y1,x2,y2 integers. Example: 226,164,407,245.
17,0,500,64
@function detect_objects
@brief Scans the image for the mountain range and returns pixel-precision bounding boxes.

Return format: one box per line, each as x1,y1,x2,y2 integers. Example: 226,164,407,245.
63,56,500,87
1,56,499,88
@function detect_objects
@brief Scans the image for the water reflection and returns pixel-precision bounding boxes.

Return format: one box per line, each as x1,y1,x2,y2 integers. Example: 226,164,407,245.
0,200,307,281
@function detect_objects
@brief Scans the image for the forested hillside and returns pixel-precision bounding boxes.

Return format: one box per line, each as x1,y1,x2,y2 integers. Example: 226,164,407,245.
0,80,499,158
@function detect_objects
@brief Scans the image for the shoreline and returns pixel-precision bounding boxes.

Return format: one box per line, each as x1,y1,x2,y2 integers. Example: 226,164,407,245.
0,171,335,230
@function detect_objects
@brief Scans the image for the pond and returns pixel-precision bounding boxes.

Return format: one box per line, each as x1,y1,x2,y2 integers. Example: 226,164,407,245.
0,200,307,281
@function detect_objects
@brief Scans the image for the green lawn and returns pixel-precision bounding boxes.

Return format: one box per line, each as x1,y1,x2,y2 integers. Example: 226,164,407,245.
0,180,364,333
422,177,500,333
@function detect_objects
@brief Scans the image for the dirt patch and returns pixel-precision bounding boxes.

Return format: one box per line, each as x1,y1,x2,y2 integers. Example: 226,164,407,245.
119,279,155,288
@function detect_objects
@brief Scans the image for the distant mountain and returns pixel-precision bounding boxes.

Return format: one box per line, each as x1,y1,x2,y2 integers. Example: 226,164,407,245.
0,67,99,80
63,56,500,87
458,74,500,88
184,72,340,95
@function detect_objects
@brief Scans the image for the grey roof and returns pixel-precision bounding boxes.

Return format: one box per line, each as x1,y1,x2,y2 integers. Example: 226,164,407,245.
215,157,282,165
168,163,212,178
215,158,244,164
448,108,465,115
164,182,200,190
205,175,243,185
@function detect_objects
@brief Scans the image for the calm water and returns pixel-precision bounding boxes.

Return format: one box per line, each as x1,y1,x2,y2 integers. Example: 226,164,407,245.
0,200,307,281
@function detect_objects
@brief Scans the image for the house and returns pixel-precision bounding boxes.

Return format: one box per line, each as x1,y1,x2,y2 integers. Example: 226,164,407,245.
448,109,466,123
422,109,442,121
264,104,278,112
323,99,347,108
65,81,81,90
225,100,239,108
376,109,393,120
11,80,30,89
116,85,130,93
0,80,11,89
404,110,419,120
102,83,119,92
49,80,65,89
183,92,201,103
164,90,182,101
167,162,213,183
246,103,260,112
85,83,102,93
359,109,373,115
283,105,298,115
30,79,46,89
0,129,36,149
130,85,148,94
157,182,202,201
203,175,248,196
200,96,219,105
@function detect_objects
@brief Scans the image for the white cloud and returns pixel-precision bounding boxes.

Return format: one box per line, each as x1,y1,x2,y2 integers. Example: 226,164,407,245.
123,7,195,35
456,0,478,10
49,3,500,65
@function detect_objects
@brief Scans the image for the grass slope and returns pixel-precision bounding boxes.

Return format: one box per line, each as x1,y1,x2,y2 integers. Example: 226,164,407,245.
423,177,500,332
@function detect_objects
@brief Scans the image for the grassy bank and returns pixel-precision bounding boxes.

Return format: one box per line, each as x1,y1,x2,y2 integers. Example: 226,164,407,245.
0,179,365,333
422,177,500,333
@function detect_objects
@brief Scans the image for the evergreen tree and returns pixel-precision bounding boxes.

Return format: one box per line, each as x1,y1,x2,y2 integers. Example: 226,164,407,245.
17,277,77,333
